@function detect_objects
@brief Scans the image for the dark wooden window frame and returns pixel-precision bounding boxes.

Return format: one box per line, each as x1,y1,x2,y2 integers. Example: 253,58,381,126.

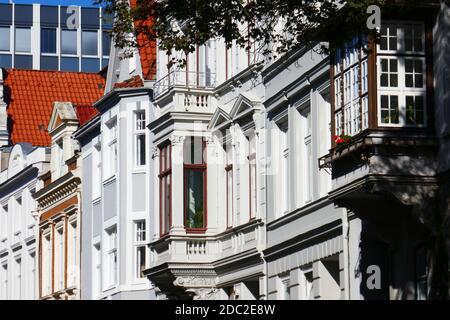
158,143,172,237
183,138,207,234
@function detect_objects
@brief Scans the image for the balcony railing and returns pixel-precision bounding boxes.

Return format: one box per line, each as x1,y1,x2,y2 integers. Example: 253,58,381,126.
153,70,217,98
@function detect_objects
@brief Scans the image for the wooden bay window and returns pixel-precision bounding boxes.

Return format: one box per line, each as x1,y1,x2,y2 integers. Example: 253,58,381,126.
331,20,430,146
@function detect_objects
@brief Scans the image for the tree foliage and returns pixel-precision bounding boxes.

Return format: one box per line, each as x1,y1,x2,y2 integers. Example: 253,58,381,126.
96,0,440,65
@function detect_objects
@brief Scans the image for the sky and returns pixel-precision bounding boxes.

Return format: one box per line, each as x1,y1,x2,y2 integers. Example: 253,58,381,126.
0,0,100,7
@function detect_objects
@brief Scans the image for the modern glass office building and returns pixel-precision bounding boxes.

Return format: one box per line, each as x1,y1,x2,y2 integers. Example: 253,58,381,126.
0,3,112,72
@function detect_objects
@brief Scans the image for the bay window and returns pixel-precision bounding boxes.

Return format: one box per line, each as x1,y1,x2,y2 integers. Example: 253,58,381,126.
159,143,171,235
183,137,206,231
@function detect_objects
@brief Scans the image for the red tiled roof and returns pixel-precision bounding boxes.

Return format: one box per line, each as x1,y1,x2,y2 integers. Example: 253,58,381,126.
113,75,144,88
130,0,157,80
3,69,105,147
75,104,99,126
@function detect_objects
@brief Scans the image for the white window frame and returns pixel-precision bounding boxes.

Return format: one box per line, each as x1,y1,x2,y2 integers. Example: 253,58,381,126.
133,220,147,279
105,118,117,179
377,21,427,128
134,110,147,168
55,223,65,292
104,226,117,289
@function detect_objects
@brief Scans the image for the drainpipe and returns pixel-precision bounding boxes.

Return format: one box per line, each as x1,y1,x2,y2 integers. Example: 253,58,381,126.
342,209,351,300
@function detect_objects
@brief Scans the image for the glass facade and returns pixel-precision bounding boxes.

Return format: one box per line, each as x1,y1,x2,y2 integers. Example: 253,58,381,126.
0,4,111,72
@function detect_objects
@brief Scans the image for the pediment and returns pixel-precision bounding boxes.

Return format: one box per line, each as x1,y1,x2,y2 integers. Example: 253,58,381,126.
48,102,78,132
229,92,261,120
208,107,231,130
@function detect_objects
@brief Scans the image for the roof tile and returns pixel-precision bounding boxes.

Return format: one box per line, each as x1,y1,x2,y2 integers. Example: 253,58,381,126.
3,69,105,146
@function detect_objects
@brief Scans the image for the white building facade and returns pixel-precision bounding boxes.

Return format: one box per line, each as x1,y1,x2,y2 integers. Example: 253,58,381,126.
0,144,49,300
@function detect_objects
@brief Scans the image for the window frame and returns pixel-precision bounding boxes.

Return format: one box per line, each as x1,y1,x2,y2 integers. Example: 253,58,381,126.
134,110,147,168
159,143,172,236
183,137,207,233
376,22,427,128
133,220,147,279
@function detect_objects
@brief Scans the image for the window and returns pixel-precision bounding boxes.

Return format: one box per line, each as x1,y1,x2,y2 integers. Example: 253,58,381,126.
55,140,64,178
93,243,101,298
248,134,257,220
82,30,98,56
0,54,12,68
159,144,171,235
377,22,426,127
134,220,146,279
40,56,58,70
41,28,56,54
0,204,7,240
14,55,32,69
134,110,146,167
380,25,398,51
415,246,428,300
93,142,101,199
28,252,35,299
15,28,31,52
183,137,207,231
105,226,117,288
0,27,10,51
81,57,100,72
14,257,21,299
1,263,7,300
55,226,64,291
301,108,313,203
300,269,314,300
61,29,77,55
333,37,369,137
14,197,22,234
102,31,111,57
67,220,77,287
278,120,289,215
105,118,117,178
61,57,79,72
279,275,290,300
225,144,233,228
43,233,52,296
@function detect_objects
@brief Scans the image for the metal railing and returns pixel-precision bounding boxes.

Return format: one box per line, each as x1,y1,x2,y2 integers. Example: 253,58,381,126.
153,70,216,98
